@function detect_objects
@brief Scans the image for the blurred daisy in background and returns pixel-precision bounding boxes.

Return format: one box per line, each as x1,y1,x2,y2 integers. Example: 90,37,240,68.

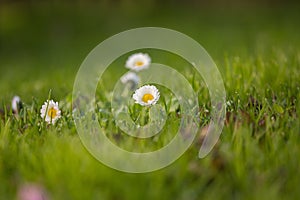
133,85,160,106
12,95,22,114
120,72,140,90
125,53,151,71
40,100,61,124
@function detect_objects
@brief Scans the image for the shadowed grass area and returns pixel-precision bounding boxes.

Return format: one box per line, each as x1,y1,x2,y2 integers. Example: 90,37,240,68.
0,2,300,200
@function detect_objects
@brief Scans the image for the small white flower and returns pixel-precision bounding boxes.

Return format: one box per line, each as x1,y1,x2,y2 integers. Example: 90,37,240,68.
120,72,140,85
12,96,21,114
133,85,160,106
40,100,61,124
125,53,151,71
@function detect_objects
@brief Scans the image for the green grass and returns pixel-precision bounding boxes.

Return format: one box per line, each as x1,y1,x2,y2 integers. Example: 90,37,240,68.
0,2,300,200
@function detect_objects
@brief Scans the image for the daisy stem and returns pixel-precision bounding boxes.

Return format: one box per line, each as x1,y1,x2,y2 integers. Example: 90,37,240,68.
140,106,150,126
3,102,7,123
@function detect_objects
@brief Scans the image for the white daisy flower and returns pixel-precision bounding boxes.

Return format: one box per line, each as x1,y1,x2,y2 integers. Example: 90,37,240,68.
133,85,160,106
40,100,61,124
125,53,151,71
12,96,21,114
120,72,140,85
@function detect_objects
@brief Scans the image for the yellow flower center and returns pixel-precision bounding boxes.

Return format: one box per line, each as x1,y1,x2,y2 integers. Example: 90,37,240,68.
142,93,154,103
48,107,57,118
135,61,144,67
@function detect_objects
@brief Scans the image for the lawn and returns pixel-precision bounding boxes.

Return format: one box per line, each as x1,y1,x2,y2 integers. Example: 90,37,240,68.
0,1,299,200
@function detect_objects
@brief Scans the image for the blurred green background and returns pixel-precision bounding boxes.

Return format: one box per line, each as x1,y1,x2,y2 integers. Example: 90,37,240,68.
1,0,299,100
